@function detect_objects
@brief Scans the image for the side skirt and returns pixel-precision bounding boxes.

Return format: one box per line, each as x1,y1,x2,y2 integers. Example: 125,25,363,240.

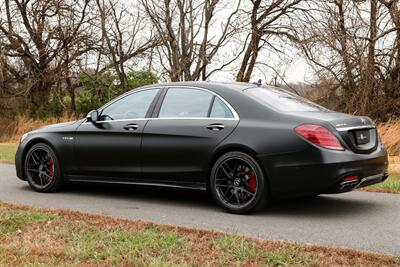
64,175,207,191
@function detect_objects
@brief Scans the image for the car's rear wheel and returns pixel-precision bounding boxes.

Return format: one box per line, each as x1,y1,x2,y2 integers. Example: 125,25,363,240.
24,143,63,192
210,151,268,214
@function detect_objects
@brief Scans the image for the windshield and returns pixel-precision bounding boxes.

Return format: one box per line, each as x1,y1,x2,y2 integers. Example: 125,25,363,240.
244,86,329,112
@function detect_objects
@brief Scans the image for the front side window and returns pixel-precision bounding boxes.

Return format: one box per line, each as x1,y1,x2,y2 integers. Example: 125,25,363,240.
158,88,214,118
245,86,329,112
100,89,159,121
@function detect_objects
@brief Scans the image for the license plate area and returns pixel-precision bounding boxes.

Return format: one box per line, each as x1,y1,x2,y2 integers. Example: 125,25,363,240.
339,127,377,153
353,130,370,145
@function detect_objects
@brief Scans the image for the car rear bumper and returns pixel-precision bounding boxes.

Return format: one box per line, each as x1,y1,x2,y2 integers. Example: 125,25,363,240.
335,173,388,193
258,144,389,199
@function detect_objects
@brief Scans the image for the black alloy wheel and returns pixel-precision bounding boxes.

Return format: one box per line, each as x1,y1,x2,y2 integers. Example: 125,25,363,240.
210,151,268,214
25,143,63,192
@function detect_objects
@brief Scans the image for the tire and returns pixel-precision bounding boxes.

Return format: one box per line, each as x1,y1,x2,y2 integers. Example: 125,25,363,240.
24,143,63,193
210,151,268,214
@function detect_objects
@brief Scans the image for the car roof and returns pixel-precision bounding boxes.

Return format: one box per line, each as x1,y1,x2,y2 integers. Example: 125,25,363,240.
110,81,284,121
142,81,258,92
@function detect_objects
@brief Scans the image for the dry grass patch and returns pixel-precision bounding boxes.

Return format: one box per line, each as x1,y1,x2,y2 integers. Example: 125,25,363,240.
377,119,400,157
0,114,76,143
0,202,399,266
388,156,400,174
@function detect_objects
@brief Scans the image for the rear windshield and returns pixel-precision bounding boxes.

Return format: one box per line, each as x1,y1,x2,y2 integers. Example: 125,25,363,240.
244,86,329,112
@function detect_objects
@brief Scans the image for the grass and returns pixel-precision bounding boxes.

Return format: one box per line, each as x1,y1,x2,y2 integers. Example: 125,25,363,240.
212,235,316,265
361,157,400,193
61,226,189,264
0,202,399,266
368,174,400,193
0,208,55,235
0,143,17,164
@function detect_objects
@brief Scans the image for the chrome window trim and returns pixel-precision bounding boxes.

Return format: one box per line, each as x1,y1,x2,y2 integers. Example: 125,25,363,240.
83,117,237,125
82,118,148,124
82,85,240,124
153,117,237,120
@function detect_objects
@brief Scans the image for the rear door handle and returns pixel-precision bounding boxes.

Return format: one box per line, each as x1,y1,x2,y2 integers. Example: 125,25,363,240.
123,123,139,131
207,123,225,131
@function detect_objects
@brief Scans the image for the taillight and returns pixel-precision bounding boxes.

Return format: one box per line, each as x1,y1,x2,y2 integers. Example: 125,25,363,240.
343,175,359,182
295,124,344,150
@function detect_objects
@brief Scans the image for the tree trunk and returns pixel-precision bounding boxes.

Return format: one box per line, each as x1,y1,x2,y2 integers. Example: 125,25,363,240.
29,84,51,116
336,0,356,96
366,0,377,86
66,76,76,114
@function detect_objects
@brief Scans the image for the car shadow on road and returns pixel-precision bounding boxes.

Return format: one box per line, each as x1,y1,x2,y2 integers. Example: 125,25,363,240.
63,183,218,209
261,195,383,218
17,182,384,217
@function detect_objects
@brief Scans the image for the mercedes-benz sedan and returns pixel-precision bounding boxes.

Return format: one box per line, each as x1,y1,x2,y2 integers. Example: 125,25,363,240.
15,82,389,213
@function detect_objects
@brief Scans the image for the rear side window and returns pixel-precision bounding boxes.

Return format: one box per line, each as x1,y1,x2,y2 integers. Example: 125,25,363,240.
159,88,213,118
245,87,328,112
210,97,234,118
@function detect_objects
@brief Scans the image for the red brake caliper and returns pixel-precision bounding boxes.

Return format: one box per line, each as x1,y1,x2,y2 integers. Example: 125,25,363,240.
247,171,257,192
48,159,54,177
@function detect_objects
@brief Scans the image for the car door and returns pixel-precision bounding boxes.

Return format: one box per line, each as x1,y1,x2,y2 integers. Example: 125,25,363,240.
141,87,239,185
72,88,161,181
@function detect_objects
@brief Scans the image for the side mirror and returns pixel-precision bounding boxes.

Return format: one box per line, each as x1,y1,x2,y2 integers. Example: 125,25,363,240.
86,110,99,123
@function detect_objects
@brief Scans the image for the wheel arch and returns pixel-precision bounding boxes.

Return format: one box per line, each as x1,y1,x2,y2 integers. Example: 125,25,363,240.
21,137,62,180
206,144,271,194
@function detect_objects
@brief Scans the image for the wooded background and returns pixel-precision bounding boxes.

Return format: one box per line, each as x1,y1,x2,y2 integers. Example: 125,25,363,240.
1,0,399,121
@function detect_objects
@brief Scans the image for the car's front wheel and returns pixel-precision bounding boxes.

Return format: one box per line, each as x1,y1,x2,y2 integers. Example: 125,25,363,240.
24,143,63,192
210,151,268,214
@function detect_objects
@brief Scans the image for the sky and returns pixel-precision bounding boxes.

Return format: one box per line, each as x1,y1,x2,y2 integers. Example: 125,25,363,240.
284,58,311,83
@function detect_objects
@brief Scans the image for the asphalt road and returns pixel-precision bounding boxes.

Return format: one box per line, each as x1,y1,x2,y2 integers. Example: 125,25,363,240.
0,163,399,255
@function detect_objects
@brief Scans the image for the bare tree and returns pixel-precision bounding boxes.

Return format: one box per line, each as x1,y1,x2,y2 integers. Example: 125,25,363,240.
378,0,400,103
95,0,159,89
1,0,399,120
298,0,400,119
141,0,241,81
235,0,305,82
0,0,95,114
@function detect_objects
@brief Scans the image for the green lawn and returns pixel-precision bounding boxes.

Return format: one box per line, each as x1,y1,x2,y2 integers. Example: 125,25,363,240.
368,160,400,193
0,201,399,266
369,174,400,193
1,142,399,193
0,143,17,164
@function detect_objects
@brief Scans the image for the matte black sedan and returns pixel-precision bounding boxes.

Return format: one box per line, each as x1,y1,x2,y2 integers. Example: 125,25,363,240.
15,82,389,213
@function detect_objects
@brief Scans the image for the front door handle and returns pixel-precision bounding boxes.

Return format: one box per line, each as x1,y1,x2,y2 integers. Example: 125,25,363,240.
123,123,139,131
207,123,225,131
